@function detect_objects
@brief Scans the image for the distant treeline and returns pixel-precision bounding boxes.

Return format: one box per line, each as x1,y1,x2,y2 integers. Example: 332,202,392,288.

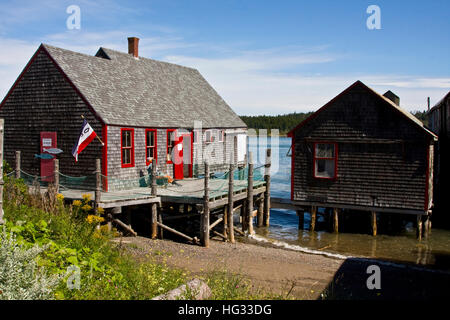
241,110,429,135
240,112,313,135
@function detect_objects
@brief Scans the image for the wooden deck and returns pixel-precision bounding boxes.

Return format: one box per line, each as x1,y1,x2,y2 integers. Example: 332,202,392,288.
58,177,266,210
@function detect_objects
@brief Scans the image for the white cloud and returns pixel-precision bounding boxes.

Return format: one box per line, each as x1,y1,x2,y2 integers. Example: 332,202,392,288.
0,33,448,115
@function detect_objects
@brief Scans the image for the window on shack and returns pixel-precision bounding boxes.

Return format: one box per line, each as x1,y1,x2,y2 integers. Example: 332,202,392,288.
145,129,157,165
121,128,135,168
313,142,337,179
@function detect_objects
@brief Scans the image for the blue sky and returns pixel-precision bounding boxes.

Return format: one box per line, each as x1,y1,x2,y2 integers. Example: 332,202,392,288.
0,0,448,115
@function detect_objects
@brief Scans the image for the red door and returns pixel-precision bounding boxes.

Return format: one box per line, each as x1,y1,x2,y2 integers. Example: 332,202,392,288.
40,132,57,182
173,135,184,180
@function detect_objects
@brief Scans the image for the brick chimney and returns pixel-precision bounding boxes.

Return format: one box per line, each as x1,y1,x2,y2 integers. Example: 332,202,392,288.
127,37,139,58
383,90,400,106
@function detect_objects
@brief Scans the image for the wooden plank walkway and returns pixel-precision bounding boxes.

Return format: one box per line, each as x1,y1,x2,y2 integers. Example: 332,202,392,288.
58,177,266,209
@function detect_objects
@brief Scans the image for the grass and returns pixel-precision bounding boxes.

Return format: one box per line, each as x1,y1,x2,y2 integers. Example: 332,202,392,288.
1,166,281,300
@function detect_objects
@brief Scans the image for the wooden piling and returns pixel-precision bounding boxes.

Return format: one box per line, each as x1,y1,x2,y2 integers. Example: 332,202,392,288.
263,148,271,226
151,158,158,239
228,163,235,243
310,206,317,232
54,159,59,193
223,206,228,239
333,208,339,233
416,215,423,241
371,211,377,236
201,162,210,247
297,210,304,230
241,201,247,233
0,119,4,225
94,159,101,213
247,152,254,234
257,195,264,227
15,151,20,179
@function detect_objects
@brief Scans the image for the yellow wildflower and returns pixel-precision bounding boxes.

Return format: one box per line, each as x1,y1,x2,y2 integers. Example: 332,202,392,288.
86,215,104,224
82,194,92,202
97,207,104,214
72,200,82,207
81,204,92,212
56,193,64,201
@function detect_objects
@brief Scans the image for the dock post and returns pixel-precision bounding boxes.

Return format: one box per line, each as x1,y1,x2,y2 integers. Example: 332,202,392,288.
223,205,228,239
54,159,59,193
95,159,101,214
151,159,158,239
241,201,247,233
416,215,423,241
247,152,254,235
297,210,304,230
263,148,271,226
0,119,4,225
201,162,210,247
257,195,264,227
310,206,317,231
371,211,377,236
15,151,20,179
333,208,339,233
228,163,235,243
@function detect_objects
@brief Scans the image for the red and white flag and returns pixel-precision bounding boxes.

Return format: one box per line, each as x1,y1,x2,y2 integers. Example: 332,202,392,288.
72,119,97,162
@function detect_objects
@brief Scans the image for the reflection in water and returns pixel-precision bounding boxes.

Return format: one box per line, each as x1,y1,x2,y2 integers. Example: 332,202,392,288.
250,137,450,268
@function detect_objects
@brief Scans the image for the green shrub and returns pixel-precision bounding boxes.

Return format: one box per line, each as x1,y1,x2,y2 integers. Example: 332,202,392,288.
0,229,61,300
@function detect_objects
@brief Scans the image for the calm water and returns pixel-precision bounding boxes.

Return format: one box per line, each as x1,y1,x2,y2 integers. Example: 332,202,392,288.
248,137,450,268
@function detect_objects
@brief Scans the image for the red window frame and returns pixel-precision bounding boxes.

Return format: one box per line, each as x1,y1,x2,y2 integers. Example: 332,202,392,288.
121,128,135,168
166,129,176,164
145,129,157,166
313,142,338,180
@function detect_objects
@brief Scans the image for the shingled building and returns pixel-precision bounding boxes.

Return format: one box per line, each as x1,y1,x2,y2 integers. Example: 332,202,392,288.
288,81,437,236
0,37,248,191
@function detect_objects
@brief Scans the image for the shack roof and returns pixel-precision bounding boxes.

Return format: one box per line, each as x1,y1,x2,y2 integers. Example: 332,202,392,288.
39,44,246,129
288,80,437,140
428,91,450,114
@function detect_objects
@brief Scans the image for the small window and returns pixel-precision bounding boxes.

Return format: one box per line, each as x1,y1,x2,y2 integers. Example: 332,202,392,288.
121,128,134,168
145,129,157,165
313,143,337,179
205,130,212,143
167,129,176,163
218,130,224,142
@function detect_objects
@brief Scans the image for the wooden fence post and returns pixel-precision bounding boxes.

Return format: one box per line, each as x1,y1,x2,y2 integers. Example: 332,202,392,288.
151,158,158,239
0,119,4,225
15,150,20,179
54,159,59,193
228,163,235,243
247,152,254,235
201,162,210,247
263,148,271,226
95,159,101,213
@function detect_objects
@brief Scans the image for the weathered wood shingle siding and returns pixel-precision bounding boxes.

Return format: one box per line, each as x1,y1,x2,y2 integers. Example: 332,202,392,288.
0,49,103,183
106,126,246,191
292,84,432,212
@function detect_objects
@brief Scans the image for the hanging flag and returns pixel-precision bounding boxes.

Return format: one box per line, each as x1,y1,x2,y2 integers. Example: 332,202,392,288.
72,119,97,162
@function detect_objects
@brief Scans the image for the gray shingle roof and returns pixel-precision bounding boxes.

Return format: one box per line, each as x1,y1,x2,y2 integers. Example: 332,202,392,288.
42,44,247,129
